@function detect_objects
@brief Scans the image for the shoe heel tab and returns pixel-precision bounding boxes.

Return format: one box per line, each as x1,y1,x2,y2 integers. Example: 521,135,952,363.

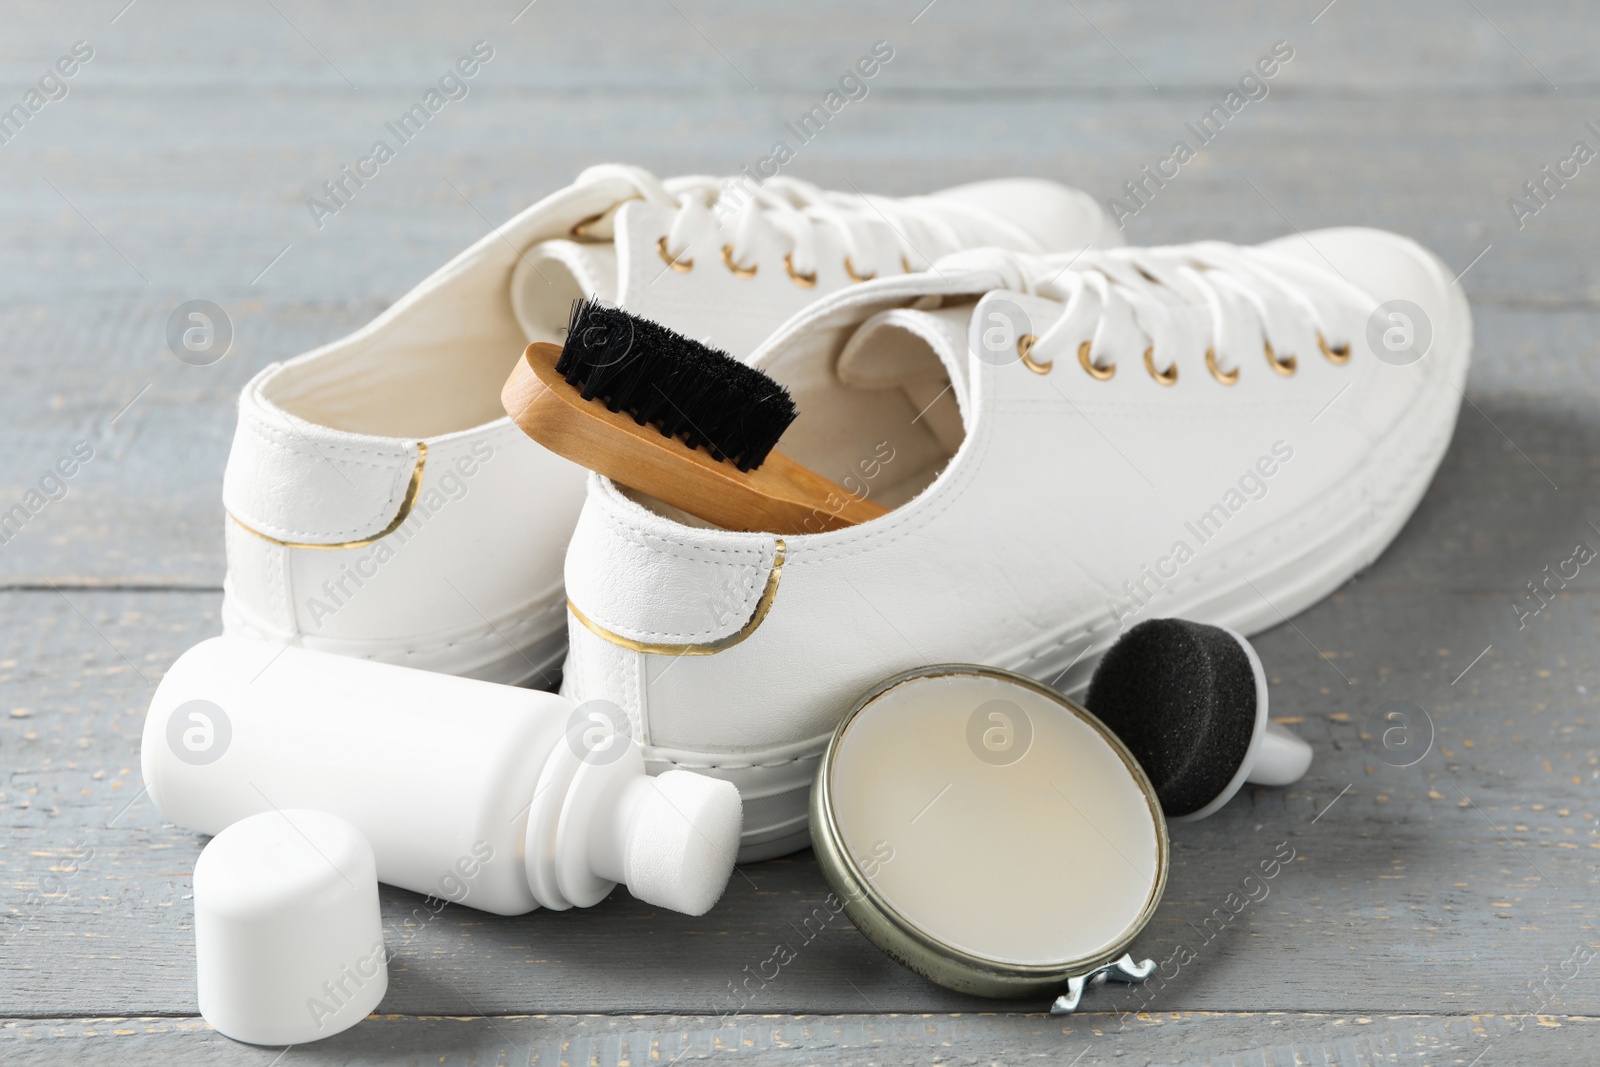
223,387,424,548
565,482,784,655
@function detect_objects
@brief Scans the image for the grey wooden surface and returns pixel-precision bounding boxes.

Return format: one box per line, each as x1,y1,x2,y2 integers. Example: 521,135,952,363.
3,1,1599,1063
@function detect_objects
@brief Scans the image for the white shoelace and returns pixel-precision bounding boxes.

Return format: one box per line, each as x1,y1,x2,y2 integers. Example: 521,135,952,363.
1016,244,1369,378
576,164,1046,281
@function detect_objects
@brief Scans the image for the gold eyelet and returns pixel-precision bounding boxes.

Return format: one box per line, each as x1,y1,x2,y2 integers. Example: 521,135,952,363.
721,244,757,278
571,211,607,241
783,252,817,288
1265,341,1297,376
844,256,875,283
1318,332,1351,365
901,255,914,274
1205,347,1239,386
1144,346,1177,386
1018,334,1052,374
1078,341,1114,381
656,236,692,272
571,194,642,241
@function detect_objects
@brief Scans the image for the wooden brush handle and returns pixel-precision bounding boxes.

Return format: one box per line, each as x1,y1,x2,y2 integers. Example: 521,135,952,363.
502,343,888,535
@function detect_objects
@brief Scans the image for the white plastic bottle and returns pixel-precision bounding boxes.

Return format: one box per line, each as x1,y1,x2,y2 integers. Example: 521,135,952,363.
141,637,741,916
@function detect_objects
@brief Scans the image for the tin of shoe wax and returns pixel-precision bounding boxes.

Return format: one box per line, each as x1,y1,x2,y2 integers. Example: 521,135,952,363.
810,664,1168,999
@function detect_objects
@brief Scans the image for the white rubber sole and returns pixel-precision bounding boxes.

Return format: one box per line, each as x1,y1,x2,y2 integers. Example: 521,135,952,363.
655,275,1471,863
219,589,570,690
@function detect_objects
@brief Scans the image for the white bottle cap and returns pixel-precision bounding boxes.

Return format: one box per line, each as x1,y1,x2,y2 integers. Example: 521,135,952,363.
194,809,388,1045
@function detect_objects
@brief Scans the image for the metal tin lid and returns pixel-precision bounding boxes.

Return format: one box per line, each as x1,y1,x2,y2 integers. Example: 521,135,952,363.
810,664,1169,1000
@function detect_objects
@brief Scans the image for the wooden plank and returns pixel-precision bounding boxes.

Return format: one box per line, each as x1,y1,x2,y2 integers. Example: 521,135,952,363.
2,91,1596,305
2,1010,1597,1066
3,0,1597,94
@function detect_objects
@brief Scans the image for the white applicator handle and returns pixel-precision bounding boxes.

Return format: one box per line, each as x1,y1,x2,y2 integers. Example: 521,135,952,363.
1247,721,1314,786
1177,625,1315,822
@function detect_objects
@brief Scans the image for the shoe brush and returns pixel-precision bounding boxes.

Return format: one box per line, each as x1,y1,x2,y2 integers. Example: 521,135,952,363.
1085,618,1313,821
502,299,887,535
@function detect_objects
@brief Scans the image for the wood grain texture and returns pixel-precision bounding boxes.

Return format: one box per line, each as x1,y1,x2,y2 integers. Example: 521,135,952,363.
3,91,1597,305
3,0,1598,93
4,1011,1599,1067
4,0,1600,1062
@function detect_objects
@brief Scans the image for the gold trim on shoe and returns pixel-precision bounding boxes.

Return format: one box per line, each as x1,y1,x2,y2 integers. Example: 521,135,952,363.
568,540,786,656
227,442,428,550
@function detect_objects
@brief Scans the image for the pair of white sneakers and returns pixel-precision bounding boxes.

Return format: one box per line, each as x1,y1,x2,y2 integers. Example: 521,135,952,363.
221,164,1470,861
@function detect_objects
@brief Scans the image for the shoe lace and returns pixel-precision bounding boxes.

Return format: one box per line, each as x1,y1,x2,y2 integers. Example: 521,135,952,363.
577,164,1046,281
1011,244,1367,379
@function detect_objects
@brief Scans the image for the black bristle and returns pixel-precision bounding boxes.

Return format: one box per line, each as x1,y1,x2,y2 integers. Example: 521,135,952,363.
556,298,798,472
1084,618,1259,818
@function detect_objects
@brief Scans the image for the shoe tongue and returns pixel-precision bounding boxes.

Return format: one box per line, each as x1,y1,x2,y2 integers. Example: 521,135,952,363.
835,304,974,455
510,239,619,345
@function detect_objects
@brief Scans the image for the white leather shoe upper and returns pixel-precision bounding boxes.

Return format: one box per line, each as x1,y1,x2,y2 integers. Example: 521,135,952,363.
220,165,1120,683
560,228,1472,857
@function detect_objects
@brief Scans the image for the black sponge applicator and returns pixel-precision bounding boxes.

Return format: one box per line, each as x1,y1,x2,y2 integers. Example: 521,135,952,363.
1085,618,1312,821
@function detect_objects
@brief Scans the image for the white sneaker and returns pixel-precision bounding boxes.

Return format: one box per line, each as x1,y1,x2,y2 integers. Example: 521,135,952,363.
220,165,1120,685
559,228,1472,860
